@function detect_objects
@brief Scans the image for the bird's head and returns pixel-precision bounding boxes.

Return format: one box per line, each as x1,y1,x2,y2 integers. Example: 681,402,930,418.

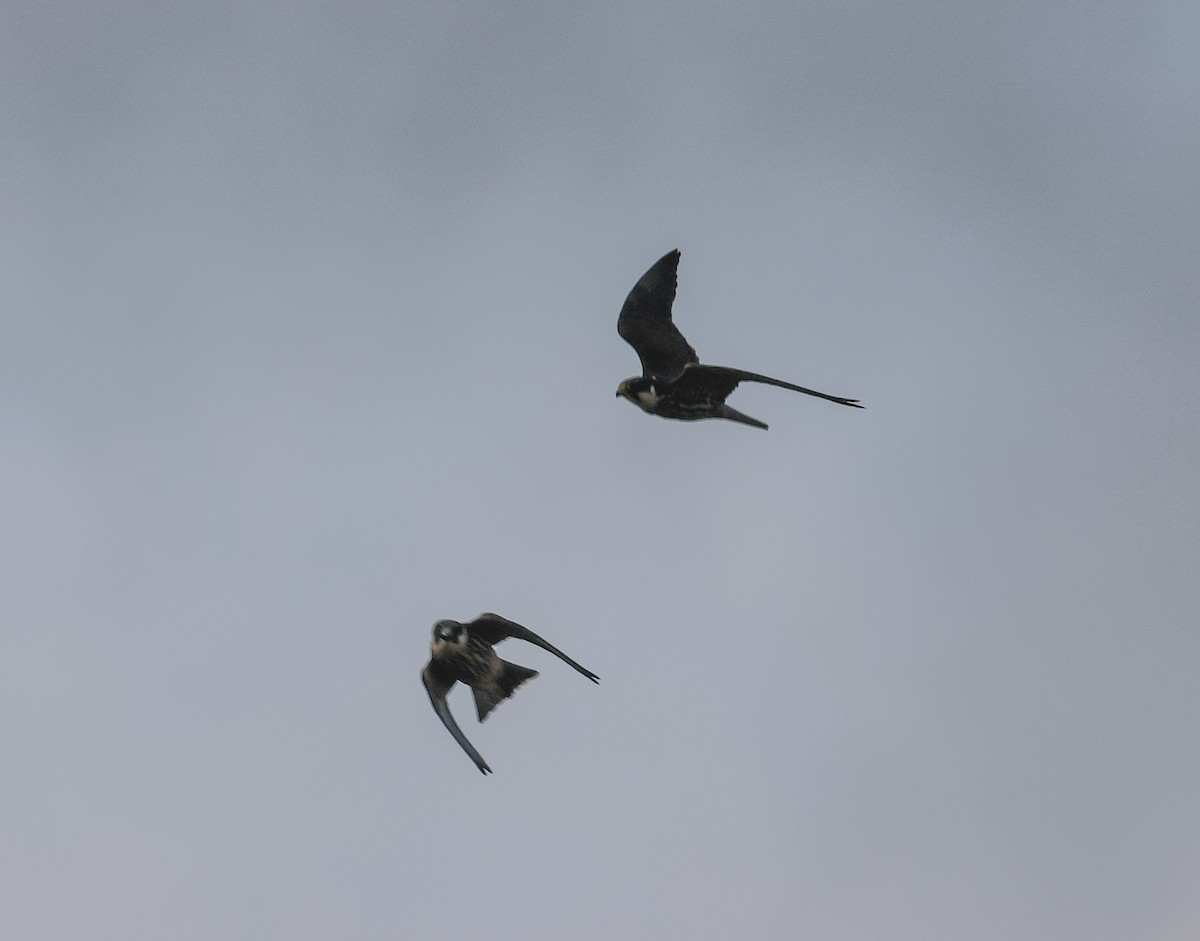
616,376,658,410
430,619,467,657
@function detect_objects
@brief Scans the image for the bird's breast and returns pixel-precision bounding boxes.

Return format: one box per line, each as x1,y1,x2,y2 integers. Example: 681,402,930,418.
446,639,502,686
636,385,659,408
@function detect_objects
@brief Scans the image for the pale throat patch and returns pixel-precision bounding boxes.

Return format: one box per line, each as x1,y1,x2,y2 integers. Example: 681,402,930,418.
636,385,659,408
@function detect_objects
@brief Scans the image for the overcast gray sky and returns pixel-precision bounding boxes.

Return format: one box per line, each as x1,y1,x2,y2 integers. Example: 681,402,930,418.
3,2,1199,939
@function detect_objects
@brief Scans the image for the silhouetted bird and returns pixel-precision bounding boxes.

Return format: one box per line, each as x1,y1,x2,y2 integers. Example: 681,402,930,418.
616,249,863,429
421,613,599,775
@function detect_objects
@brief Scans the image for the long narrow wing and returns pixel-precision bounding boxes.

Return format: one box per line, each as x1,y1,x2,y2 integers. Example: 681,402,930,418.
673,364,863,408
421,660,492,775
616,249,698,381
470,614,600,683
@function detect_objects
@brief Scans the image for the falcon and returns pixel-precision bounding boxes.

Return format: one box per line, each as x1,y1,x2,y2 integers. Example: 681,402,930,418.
616,249,863,429
420,613,599,775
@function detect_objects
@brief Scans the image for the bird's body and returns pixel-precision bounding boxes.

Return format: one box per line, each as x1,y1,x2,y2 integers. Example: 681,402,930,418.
430,622,506,689
615,249,862,429
421,614,599,775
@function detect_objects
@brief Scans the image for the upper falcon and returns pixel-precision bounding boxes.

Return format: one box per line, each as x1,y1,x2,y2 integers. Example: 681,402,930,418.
616,249,863,429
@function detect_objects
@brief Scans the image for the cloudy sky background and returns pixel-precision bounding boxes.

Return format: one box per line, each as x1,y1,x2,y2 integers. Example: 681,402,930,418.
3,2,1199,939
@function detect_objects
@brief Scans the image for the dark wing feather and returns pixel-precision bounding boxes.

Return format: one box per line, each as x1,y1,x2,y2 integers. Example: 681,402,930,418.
422,660,492,774
673,364,863,408
616,249,698,381
470,614,600,683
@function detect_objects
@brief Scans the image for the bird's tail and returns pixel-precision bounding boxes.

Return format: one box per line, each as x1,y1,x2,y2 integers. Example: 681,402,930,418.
474,661,539,722
718,403,768,430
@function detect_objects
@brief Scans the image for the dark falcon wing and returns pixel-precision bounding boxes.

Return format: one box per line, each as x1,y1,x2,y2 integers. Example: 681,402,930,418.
672,364,863,408
617,249,698,382
470,614,600,683
421,659,492,775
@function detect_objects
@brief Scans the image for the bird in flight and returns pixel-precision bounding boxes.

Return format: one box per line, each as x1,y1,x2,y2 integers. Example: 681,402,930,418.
616,249,863,429
420,613,599,775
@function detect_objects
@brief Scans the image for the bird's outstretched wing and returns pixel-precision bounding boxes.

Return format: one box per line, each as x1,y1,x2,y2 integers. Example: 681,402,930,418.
617,249,698,382
673,364,863,408
422,660,492,775
470,614,600,683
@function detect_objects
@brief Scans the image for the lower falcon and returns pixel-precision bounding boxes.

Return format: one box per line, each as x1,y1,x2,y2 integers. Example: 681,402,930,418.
420,613,599,775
